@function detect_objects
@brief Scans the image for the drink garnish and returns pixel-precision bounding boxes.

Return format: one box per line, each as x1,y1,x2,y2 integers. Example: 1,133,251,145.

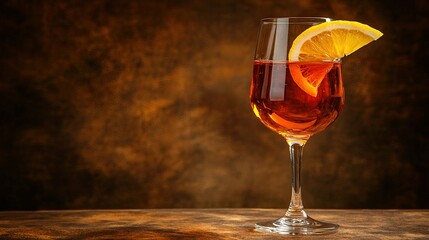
288,20,383,97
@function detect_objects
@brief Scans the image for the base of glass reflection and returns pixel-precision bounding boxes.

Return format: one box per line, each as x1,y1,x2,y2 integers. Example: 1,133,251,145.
255,215,339,235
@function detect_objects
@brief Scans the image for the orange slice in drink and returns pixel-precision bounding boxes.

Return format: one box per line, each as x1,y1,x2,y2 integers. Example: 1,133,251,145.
288,62,334,97
288,20,383,97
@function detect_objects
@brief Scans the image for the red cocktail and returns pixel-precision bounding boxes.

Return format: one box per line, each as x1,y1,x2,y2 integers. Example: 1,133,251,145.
250,61,344,139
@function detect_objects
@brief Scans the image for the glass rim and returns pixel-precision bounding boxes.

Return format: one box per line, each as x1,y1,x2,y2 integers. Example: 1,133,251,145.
260,17,332,24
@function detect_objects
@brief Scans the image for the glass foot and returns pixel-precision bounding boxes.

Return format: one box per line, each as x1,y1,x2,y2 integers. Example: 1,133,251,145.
255,215,339,235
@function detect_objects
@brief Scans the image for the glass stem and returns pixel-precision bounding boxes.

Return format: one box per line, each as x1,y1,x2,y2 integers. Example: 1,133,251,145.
285,140,308,219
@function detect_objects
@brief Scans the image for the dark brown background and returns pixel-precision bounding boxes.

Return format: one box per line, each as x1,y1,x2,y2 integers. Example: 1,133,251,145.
0,0,428,210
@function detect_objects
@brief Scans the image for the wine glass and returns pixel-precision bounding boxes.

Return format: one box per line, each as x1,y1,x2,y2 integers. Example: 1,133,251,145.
250,17,344,235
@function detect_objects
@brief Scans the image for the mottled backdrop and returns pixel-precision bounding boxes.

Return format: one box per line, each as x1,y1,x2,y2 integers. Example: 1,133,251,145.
0,0,428,210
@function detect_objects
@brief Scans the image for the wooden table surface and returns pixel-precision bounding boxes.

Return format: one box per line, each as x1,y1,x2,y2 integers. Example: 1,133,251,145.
0,209,428,239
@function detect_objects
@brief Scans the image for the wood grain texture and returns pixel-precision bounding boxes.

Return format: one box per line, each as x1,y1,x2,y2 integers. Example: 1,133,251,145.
0,209,428,239
0,0,428,210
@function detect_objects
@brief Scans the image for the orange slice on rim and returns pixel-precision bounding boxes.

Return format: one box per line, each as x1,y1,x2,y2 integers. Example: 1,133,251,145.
288,20,383,97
